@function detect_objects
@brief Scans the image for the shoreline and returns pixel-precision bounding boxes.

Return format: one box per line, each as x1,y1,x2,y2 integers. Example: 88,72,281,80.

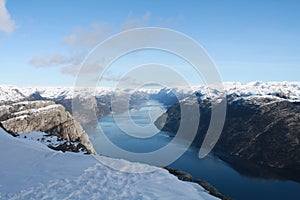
164,166,233,200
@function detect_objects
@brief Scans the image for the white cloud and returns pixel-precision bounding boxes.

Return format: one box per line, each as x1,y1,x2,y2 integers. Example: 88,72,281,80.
29,12,170,81
120,11,151,31
0,0,16,34
60,63,102,75
29,54,70,68
62,23,113,48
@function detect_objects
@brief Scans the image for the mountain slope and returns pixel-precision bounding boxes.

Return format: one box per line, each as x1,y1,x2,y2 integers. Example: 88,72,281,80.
155,92,300,175
0,85,26,104
0,128,219,200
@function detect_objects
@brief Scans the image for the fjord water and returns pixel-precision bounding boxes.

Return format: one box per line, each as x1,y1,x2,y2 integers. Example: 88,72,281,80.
89,100,300,200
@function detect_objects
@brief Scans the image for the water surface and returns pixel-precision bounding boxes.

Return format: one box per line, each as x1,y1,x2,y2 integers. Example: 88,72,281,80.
88,100,300,200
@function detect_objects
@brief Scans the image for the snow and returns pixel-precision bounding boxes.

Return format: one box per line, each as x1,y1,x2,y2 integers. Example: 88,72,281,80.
223,81,300,100
33,104,61,112
12,114,29,120
17,132,89,154
12,104,61,117
1,82,300,104
188,81,300,103
0,128,219,200
0,85,25,103
20,86,75,99
20,86,115,100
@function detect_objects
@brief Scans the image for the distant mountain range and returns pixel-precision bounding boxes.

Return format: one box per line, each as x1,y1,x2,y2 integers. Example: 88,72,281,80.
1,81,300,104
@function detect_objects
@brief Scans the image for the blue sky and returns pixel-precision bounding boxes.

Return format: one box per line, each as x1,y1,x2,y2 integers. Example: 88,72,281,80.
0,0,299,86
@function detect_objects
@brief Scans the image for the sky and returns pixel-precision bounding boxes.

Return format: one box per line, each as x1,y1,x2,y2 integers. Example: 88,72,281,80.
0,0,300,87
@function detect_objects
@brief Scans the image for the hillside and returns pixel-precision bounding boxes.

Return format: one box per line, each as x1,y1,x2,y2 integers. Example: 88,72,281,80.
0,127,219,200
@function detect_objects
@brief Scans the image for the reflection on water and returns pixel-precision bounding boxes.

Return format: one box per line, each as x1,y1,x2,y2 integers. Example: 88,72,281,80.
88,100,300,200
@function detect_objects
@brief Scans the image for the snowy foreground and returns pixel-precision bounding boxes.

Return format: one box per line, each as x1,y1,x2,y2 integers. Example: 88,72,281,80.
0,128,219,200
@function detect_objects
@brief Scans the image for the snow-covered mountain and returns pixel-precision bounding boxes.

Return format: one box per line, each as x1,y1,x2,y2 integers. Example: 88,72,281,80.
0,85,26,104
191,81,300,103
1,81,299,105
0,127,219,200
20,86,115,100
0,81,300,102
224,81,300,101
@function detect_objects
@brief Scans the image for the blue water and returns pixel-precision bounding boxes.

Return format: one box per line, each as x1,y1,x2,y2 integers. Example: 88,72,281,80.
88,100,300,200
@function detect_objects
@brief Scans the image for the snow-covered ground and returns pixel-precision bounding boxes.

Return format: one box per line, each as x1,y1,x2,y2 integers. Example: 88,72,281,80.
0,128,219,200
17,132,90,154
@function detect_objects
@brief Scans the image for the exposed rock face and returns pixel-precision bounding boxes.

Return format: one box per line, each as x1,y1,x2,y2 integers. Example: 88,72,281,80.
0,101,96,154
25,90,148,128
219,99,300,170
156,97,300,172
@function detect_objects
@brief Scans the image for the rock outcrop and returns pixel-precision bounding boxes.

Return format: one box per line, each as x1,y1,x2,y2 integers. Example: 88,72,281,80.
0,100,96,154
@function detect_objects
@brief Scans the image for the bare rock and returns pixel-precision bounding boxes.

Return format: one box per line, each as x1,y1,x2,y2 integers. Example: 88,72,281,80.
0,101,96,154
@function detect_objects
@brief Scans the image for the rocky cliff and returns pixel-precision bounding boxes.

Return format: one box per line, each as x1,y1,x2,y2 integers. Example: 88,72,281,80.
0,100,96,154
155,96,300,173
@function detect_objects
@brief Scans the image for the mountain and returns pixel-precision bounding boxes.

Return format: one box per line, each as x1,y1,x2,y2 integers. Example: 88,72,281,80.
0,82,298,197
0,127,219,200
0,85,26,104
2,82,300,105
1,82,300,171
155,82,300,178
